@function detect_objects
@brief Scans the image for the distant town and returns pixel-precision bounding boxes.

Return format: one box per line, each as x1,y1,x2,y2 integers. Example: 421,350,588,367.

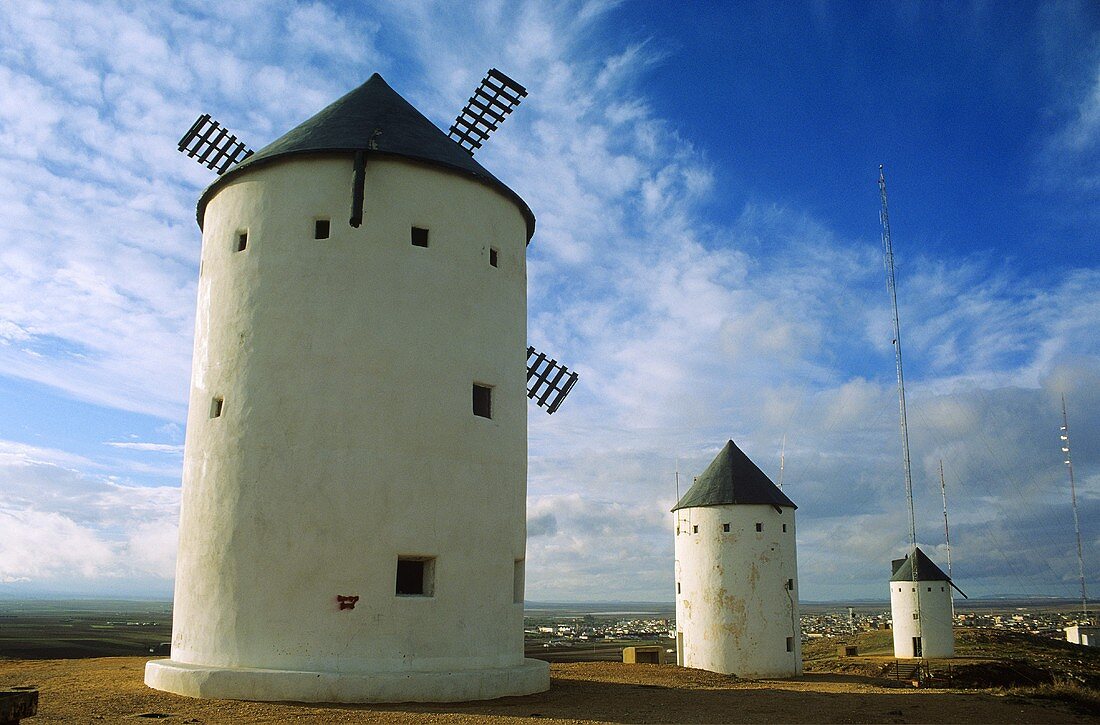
519,600,1095,661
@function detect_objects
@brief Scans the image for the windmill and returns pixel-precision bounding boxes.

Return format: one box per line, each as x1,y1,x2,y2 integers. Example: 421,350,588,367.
148,69,575,703
176,68,578,415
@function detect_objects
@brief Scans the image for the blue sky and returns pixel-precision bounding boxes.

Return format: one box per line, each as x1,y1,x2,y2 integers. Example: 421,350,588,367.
1,0,1098,603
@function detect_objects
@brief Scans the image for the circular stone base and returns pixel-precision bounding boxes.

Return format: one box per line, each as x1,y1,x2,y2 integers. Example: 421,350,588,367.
145,657,550,703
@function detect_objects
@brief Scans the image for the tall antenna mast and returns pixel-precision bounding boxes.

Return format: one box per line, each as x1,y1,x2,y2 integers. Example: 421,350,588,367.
778,433,787,490
1060,394,1089,622
879,165,918,554
939,460,954,619
879,165,922,650
939,460,952,579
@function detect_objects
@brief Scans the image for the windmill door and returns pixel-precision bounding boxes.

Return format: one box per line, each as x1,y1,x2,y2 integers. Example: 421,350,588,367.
912,636,922,657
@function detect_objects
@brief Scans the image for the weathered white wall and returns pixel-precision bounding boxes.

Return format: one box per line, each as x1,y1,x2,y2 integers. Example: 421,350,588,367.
890,580,954,658
673,504,801,678
146,155,548,701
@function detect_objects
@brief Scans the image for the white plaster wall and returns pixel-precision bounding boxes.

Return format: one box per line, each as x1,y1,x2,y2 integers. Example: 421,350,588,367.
673,504,801,678
890,580,954,658
169,156,529,675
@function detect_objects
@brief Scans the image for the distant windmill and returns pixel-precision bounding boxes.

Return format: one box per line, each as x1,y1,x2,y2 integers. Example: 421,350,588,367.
175,69,578,415
148,69,576,704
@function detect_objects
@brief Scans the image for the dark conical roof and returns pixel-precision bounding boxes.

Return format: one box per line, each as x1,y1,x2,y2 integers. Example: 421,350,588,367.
196,73,535,239
671,440,796,512
890,547,950,582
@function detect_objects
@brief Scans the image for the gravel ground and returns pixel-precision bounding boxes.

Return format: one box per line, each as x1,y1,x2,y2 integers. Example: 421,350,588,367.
1,656,1094,723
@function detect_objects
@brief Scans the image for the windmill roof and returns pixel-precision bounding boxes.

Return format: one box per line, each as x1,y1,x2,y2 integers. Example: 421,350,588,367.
196,73,535,240
671,440,796,512
890,547,951,582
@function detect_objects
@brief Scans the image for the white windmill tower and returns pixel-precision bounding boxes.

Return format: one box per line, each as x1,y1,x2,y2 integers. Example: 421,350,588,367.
145,71,578,703
889,548,965,658
672,440,801,678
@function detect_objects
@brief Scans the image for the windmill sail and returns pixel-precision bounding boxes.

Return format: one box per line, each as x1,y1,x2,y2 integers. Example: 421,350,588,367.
448,68,527,155
178,114,254,174
526,346,578,414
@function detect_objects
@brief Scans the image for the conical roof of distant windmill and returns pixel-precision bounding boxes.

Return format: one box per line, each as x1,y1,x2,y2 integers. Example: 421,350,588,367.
890,547,951,582
672,440,796,511
196,73,534,238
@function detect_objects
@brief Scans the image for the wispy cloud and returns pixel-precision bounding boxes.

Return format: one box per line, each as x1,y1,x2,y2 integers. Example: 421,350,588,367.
104,441,184,454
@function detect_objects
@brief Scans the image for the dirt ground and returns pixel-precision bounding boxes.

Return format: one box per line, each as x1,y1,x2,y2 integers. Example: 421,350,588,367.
3,657,1098,724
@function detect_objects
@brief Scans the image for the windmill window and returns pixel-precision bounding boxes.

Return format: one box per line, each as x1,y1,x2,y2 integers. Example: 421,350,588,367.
314,218,330,239
513,559,524,604
722,523,730,532
210,396,224,418
912,612,919,620
782,524,787,532
755,523,763,532
941,586,945,592
411,226,429,247
676,582,681,594
786,578,794,590
692,525,698,534
489,247,499,267
786,637,793,652
473,383,492,418
235,230,248,252
396,556,435,597
927,587,932,592
912,587,916,592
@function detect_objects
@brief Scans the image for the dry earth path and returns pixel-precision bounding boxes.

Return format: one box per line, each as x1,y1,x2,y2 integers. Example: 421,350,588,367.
1,657,1095,723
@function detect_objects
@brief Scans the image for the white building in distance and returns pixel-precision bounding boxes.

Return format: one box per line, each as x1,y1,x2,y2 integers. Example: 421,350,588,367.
673,440,801,678
145,74,549,703
1065,625,1099,647
889,547,963,659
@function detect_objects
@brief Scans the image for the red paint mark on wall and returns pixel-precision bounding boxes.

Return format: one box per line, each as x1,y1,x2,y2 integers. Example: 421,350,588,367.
337,595,359,610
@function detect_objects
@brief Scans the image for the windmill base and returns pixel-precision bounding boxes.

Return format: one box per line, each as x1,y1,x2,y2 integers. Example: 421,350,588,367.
144,657,550,702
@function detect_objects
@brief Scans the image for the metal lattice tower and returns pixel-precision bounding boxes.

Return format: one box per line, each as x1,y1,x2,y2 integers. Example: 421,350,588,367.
879,165,922,648
1061,394,1089,622
939,460,954,619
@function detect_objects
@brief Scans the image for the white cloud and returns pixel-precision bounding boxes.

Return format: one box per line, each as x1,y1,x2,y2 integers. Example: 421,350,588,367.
104,441,184,454
0,441,179,587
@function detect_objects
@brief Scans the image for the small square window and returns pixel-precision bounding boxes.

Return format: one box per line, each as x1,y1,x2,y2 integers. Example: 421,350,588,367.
786,578,794,590
210,396,224,418
236,230,248,252
722,523,730,532
786,636,793,652
913,612,919,620
315,219,330,239
489,247,499,267
411,226,429,247
782,523,787,532
396,556,435,596
755,522,763,532
473,383,492,418
676,582,681,594
927,587,932,592
941,586,945,592
692,525,698,534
